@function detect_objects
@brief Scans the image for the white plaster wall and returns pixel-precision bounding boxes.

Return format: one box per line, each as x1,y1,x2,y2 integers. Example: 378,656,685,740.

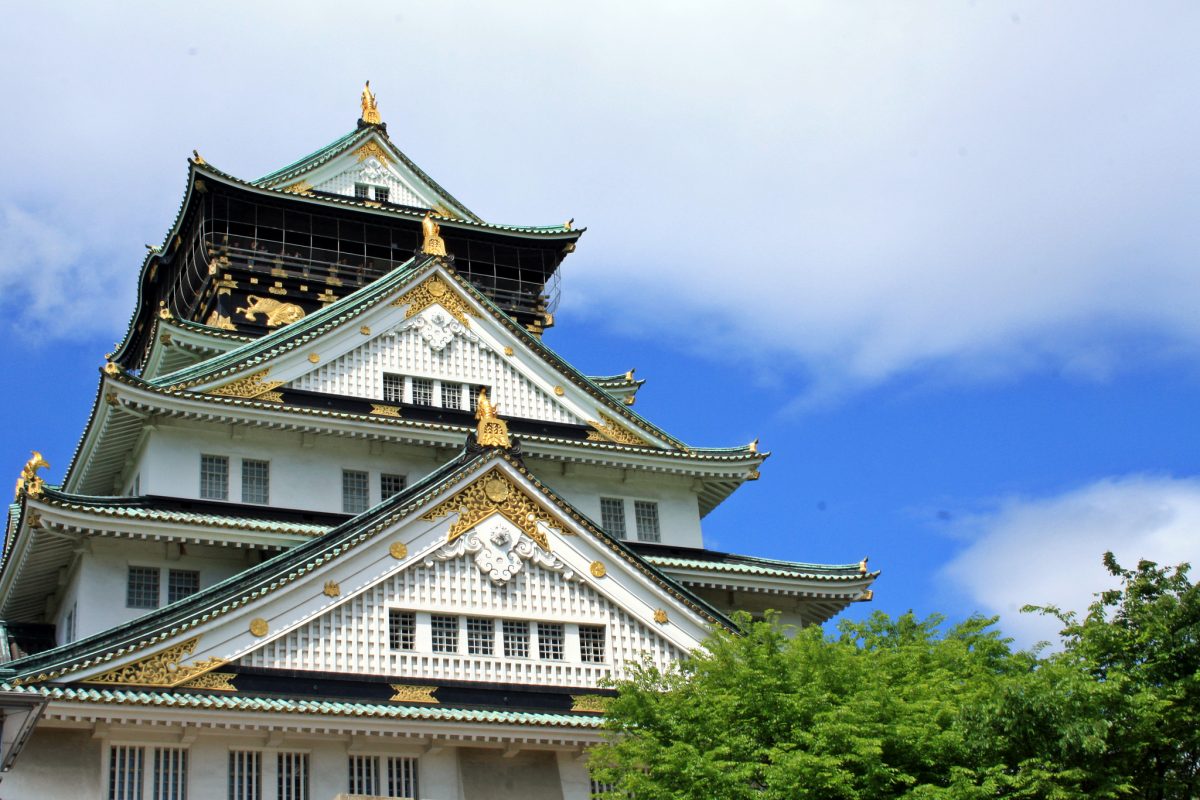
134,421,447,513
2,728,102,799
71,537,252,640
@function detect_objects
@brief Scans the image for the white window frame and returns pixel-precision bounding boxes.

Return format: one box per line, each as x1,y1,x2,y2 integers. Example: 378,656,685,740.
599,497,627,539
106,744,189,800
342,469,370,514
200,454,229,501
229,749,262,800
634,499,661,543
240,458,270,505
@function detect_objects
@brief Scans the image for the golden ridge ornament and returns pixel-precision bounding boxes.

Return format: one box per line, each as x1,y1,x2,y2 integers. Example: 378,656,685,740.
14,452,49,500
421,211,448,257
360,81,381,125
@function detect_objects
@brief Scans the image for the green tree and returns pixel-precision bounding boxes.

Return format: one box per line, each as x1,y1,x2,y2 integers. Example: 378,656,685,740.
590,554,1198,799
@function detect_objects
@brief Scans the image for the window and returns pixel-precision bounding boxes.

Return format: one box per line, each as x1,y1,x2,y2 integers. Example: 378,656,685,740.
431,614,458,653
387,756,419,799
374,186,390,203
389,609,415,651
411,377,433,406
466,617,494,656
634,500,661,543
538,622,565,660
200,455,229,500
579,625,607,663
441,382,461,410
348,755,379,796
168,569,200,604
354,183,369,200
127,566,160,609
600,497,627,539
153,747,188,800
277,752,309,800
502,620,530,658
381,473,406,499
241,458,269,504
383,373,404,403
229,750,261,800
109,745,144,800
342,469,369,514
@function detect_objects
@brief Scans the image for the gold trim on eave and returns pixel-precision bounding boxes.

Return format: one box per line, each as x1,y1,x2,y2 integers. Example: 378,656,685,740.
587,411,651,446
80,637,227,688
205,368,285,402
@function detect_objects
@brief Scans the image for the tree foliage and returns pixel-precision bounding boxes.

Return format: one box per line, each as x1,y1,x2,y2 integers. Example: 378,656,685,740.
589,554,1198,799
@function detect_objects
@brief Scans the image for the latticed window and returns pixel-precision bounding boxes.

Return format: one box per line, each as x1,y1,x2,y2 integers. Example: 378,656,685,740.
277,752,309,800
168,569,200,604
200,454,229,500
503,620,530,658
441,382,462,410
579,624,607,663
600,497,627,539
381,473,406,499
634,500,661,543
387,756,419,799
241,458,269,504
466,617,494,656
127,566,159,609
342,470,369,514
229,750,261,800
383,373,404,403
348,755,379,796
538,622,565,660
374,186,390,203
389,609,415,651
108,745,144,800
411,377,433,406
153,747,188,800
431,614,458,653
354,183,369,200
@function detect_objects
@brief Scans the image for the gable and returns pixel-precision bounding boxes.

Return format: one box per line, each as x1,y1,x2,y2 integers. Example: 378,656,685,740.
29,455,719,691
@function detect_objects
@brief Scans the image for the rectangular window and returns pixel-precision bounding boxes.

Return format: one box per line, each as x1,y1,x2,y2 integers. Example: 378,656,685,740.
354,183,369,200
167,569,200,604
634,500,661,543
153,747,187,800
389,609,415,651
579,625,607,663
411,377,433,406
127,566,160,609
387,756,419,799
431,614,459,653
374,186,390,203
466,617,494,656
381,473,406,499
241,458,270,505
383,373,404,403
342,469,369,514
200,455,229,501
109,744,144,800
600,497,627,540
277,752,309,800
441,382,461,410
229,750,261,800
348,755,379,796
538,622,565,660
502,620,530,658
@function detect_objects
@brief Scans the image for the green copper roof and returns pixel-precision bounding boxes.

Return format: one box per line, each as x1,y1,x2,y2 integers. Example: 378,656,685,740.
0,683,600,728
642,555,871,581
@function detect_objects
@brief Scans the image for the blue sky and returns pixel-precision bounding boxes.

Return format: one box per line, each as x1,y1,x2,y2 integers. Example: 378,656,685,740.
2,2,1198,646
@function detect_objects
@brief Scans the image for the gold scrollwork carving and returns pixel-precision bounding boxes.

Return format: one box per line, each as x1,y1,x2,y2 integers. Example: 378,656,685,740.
207,369,286,403
586,412,651,446
354,141,389,165
389,684,438,704
370,404,401,417
421,467,561,551
570,695,612,714
81,637,227,688
284,180,313,195
178,672,237,692
392,275,477,326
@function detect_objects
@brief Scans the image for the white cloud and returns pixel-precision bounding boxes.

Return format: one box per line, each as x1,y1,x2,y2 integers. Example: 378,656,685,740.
941,475,1200,648
2,2,1199,389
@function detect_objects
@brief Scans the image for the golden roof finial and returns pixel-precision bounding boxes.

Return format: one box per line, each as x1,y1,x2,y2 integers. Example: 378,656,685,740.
475,389,511,449
14,451,49,501
361,81,381,125
421,211,448,257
